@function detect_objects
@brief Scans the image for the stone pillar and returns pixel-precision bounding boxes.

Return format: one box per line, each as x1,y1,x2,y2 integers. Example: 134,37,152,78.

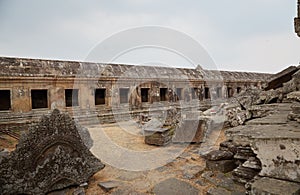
49,87,65,110
12,86,31,113
295,0,300,37
79,84,93,109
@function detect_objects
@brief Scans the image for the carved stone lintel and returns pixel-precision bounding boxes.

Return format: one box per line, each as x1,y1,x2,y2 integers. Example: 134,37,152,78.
0,109,105,194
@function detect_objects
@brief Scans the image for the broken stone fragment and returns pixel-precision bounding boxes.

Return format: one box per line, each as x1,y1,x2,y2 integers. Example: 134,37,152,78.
206,160,237,173
98,180,123,192
203,150,234,161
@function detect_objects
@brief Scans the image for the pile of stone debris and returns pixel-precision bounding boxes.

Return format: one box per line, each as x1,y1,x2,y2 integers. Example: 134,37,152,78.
203,66,300,194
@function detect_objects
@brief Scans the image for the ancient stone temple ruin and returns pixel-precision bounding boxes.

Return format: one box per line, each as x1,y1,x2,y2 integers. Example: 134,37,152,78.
0,56,271,130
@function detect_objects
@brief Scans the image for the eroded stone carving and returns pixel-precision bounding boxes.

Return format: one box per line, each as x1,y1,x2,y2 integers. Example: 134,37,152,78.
0,109,104,195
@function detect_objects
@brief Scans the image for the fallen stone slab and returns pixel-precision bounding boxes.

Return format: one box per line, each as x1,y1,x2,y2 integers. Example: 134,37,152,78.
245,103,292,125
251,177,300,195
98,180,123,192
206,160,237,173
152,178,199,195
172,118,207,143
265,66,299,90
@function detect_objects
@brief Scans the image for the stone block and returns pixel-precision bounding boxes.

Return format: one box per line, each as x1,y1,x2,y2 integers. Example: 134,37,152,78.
172,119,207,143
251,177,300,195
144,127,173,146
206,160,237,173
203,150,234,161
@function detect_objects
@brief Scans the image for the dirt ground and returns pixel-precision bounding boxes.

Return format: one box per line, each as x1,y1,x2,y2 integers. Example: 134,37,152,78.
85,121,227,194
0,121,230,195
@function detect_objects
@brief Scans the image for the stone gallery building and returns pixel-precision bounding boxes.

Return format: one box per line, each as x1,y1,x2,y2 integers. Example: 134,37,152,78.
0,56,271,127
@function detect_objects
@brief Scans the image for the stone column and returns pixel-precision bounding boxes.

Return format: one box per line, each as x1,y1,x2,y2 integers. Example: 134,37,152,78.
12,86,31,113
295,0,300,37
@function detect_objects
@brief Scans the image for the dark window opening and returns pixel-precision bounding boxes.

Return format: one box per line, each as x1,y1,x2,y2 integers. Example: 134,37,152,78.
95,88,106,105
227,87,233,98
216,87,222,98
141,88,149,102
176,88,182,100
65,89,79,107
31,89,48,109
160,88,167,101
120,88,129,104
205,87,210,99
237,87,242,94
0,90,11,110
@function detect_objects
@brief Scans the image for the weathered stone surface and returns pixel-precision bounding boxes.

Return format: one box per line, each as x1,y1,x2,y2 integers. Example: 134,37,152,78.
206,160,237,173
246,103,292,125
224,106,251,127
172,118,207,143
0,109,105,195
144,127,174,146
288,102,300,123
248,104,277,118
219,140,238,154
287,91,300,102
232,166,260,184
207,187,231,195
111,188,147,195
234,145,256,160
181,165,205,179
203,150,234,161
152,178,199,195
242,157,261,170
266,66,299,90
235,88,262,109
252,138,300,182
143,108,178,146
251,177,300,195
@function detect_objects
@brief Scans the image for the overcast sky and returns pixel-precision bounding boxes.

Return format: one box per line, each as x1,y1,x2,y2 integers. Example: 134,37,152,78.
0,0,299,73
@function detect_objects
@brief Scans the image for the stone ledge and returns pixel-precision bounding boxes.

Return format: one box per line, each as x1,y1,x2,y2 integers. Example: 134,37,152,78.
251,177,300,195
